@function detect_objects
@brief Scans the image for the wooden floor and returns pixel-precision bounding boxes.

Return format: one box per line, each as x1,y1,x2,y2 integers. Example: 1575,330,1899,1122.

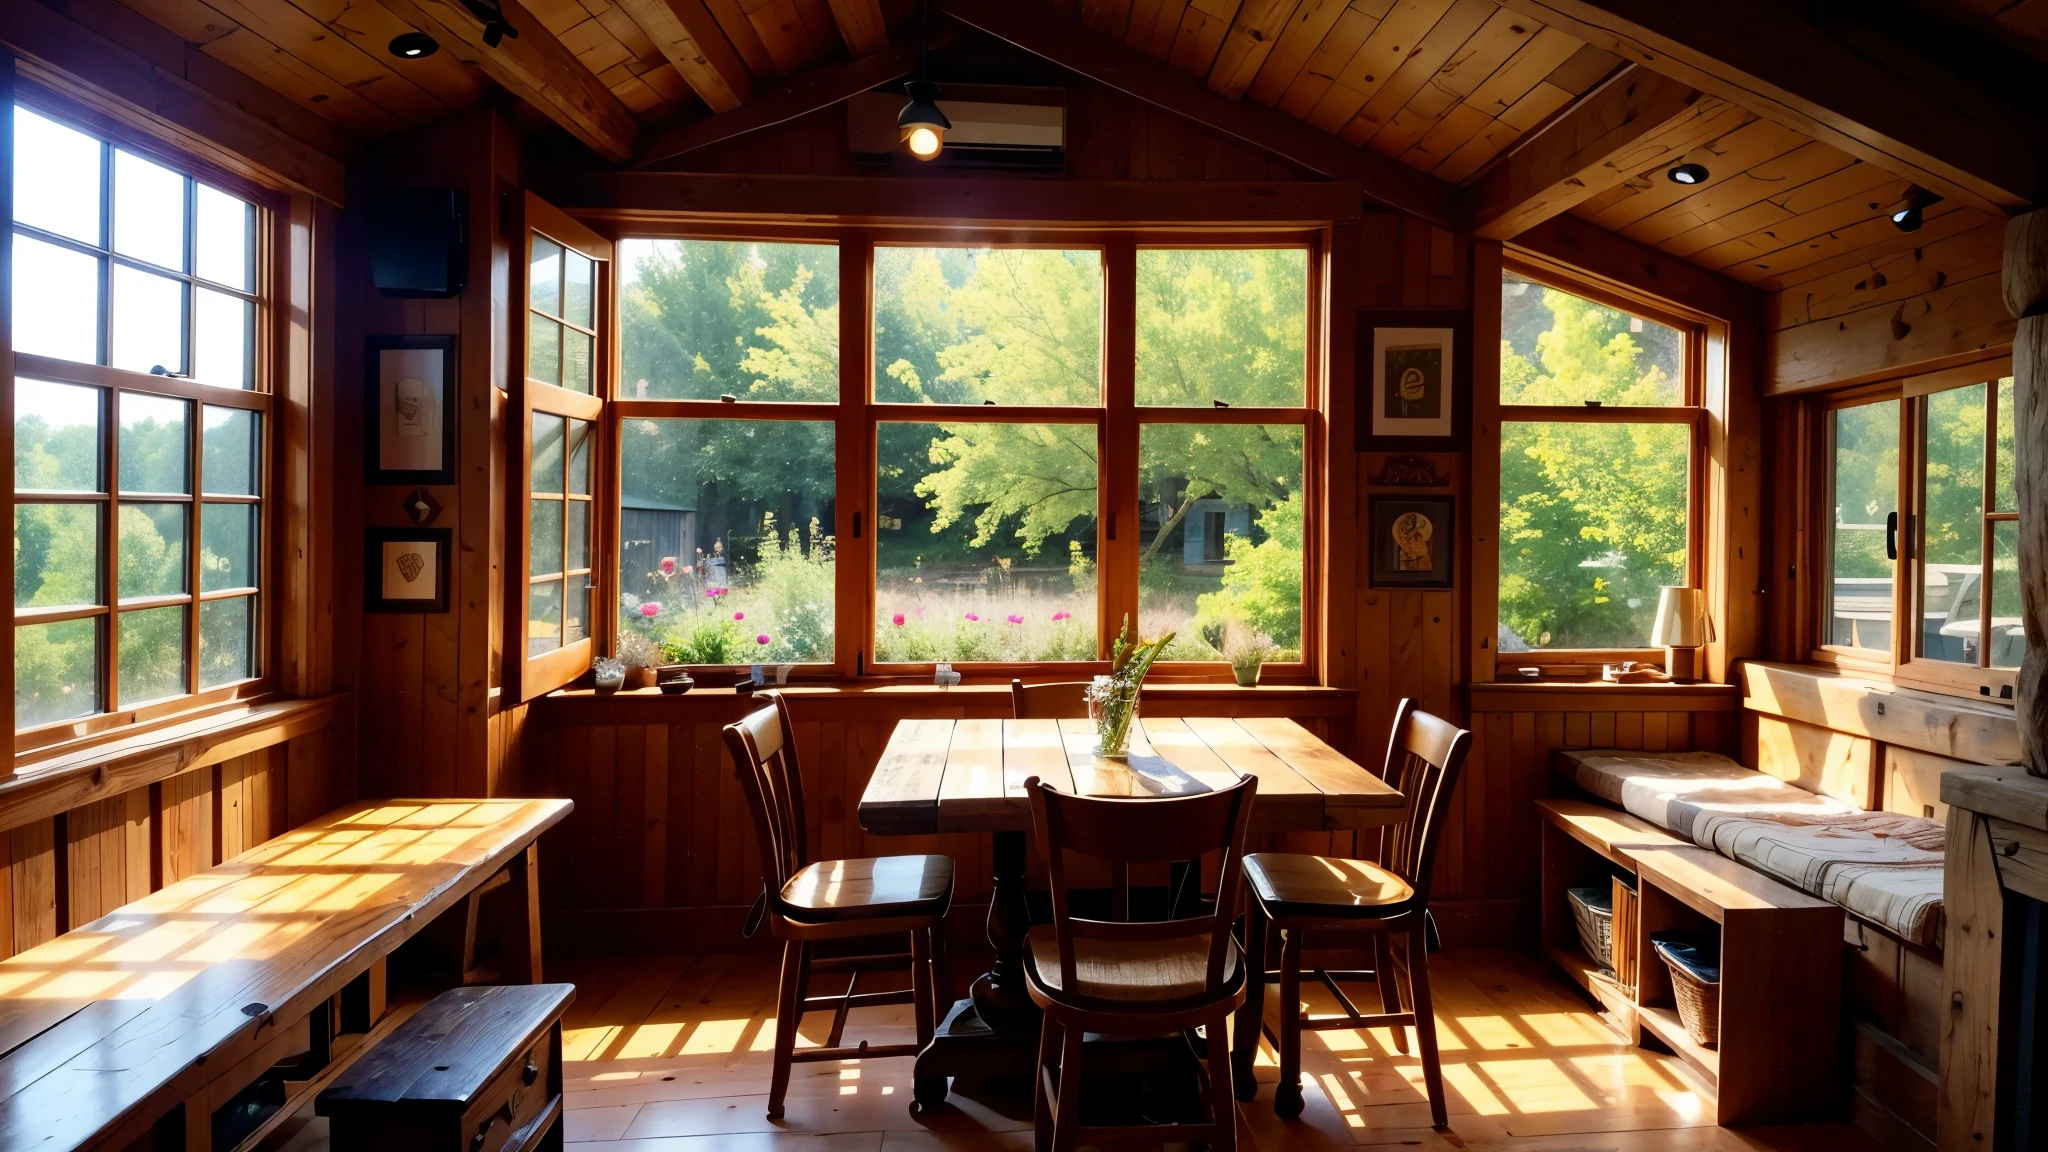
270,949,1884,1152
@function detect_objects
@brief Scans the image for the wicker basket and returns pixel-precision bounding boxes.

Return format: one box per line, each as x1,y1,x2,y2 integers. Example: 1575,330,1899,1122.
1567,887,1614,970
1652,935,1721,1048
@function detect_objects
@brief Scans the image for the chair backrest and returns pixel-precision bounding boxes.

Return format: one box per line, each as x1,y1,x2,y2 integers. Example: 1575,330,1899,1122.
1376,698,1472,897
722,691,808,902
1011,679,1090,719
1024,773,1256,1010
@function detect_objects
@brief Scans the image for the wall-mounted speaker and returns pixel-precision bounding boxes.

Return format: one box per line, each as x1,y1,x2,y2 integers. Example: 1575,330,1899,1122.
367,187,466,299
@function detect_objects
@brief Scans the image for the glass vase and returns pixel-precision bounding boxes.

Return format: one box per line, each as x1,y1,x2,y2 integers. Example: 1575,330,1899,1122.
1087,677,1139,758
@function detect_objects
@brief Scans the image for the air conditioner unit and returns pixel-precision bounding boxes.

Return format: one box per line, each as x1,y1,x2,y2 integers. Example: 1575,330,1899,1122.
848,86,1065,170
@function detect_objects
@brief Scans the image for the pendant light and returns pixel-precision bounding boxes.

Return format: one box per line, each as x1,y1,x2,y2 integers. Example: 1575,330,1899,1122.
898,0,949,159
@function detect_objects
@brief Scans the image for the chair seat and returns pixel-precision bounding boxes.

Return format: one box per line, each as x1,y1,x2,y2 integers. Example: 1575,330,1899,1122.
778,854,953,923
1244,852,1415,920
1024,925,1240,1004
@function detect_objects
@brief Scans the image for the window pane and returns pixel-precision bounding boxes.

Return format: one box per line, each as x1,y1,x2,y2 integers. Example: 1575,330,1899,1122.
15,504,99,608
564,249,594,327
14,107,100,245
872,247,1100,405
119,503,186,599
531,499,563,576
17,617,98,727
568,500,589,571
1919,384,1986,665
530,236,560,315
1826,400,1899,652
1137,249,1305,407
111,264,185,375
528,578,562,657
118,603,186,704
199,595,254,687
875,421,1095,662
568,419,592,495
1138,424,1301,658
620,239,839,402
563,328,593,394
528,317,560,386
120,393,190,494
565,576,589,647
201,502,256,592
1501,421,1689,649
532,412,564,493
1992,520,2024,670
195,185,253,290
1996,377,2017,513
203,407,259,495
194,288,251,389
113,150,185,271
1501,273,1684,406
13,235,100,363
17,379,101,491
619,418,835,664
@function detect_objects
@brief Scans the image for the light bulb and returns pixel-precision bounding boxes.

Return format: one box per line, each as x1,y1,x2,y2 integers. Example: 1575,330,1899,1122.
907,126,941,158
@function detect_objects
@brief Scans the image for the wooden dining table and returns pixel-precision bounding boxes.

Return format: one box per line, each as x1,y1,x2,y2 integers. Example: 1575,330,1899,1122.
856,714,1405,1088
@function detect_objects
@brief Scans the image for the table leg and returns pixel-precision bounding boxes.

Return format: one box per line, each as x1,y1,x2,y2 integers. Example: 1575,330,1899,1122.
971,831,1034,1023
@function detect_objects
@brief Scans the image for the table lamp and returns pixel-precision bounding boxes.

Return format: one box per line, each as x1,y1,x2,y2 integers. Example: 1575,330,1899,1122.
1650,586,1714,682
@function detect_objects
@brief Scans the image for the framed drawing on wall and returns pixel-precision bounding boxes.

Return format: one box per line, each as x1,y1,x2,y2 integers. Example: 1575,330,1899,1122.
1369,495,1455,589
366,335,456,484
1358,310,1469,450
366,527,451,613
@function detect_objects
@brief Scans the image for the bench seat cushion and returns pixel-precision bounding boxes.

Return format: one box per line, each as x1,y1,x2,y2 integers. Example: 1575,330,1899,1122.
1560,750,1856,840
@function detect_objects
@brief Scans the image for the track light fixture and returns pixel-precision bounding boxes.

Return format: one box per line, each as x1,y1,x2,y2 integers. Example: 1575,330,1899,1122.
898,0,948,159
458,0,520,47
1666,162,1709,185
389,31,440,58
1891,186,1941,233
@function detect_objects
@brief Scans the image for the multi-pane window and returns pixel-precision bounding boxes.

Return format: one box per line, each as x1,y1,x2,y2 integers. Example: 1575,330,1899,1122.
1496,270,1698,653
1822,398,1900,654
11,105,265,735
1915,378,2022,674
612,236,1315,673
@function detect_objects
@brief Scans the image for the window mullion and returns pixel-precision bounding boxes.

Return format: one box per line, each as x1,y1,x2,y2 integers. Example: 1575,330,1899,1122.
838,232,873,676
1101,239,1137,656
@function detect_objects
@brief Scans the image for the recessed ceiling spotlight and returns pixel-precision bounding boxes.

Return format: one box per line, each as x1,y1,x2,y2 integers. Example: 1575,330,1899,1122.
389,31,440,58
1667,163,1710,185
1891,186,1942,232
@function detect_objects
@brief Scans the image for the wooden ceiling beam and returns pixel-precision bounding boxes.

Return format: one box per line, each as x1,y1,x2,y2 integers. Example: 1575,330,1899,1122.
376,0,642,161
615,0,756,111
636,37,932,167
1470,64,1755,240
1492,0,2039,213
824,0,891,57
932,0,1458,228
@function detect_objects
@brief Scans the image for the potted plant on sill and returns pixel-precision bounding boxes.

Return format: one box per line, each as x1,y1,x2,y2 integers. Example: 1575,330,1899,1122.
1225,623,1276,688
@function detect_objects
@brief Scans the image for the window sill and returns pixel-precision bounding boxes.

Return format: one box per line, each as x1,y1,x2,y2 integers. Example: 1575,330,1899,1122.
538,681,1357,725
1466,679,1739,713
1,694,344,835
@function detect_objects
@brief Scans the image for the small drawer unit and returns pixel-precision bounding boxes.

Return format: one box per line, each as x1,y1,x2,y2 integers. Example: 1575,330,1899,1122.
318,983,575,1152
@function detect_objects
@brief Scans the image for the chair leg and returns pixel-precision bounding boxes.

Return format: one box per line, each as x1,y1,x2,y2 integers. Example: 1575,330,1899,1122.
1275,926,1305,1120
1207,1008,1238,1152
1407,922,1446,1129
1232,900,1266,1099
768,939,805,1120
1374,933,1408,1055
1053,1015,1085,1152
911,926,948,1108
1034,1014,1061,1152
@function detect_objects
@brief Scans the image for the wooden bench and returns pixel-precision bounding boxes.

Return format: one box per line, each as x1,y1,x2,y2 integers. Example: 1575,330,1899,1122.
0,797,571,1152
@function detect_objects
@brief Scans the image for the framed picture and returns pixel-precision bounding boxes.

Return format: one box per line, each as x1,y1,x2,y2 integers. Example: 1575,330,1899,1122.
365,527,451,613
366,335,456,484
1358,310,1469,450
1369,495,1455,589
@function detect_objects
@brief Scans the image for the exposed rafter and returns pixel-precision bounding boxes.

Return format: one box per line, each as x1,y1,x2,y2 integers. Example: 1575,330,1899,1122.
932,0,1458,228
1470,65,1754,240
824,0,891,58
1492,0,2039,213
376,0,642,161
614,0,757,112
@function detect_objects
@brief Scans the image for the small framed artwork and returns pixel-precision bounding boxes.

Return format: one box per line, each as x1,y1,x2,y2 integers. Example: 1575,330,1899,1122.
366,335,456,484
366,527,451,613
1370,495,1455,589
1359,310,1469,450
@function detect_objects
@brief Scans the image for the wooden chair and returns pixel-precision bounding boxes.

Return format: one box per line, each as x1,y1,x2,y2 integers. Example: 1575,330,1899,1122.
1011,678,1089,719
723,692,956,1118
1230,698,1471,1125
1022,772,1258,1151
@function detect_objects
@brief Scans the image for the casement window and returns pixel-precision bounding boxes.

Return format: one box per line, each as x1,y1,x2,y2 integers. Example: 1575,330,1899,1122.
607,232,1318,678
1815,362,2021,700
1494,266,1704,663
10,103,267,742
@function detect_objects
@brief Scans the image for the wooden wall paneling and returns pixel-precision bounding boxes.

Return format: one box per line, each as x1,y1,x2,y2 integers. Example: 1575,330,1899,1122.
9,820,57,954
159,766,216,885
1884,746,2003,823
1743,711,1877,808
63,789,149,927
614,723,647,908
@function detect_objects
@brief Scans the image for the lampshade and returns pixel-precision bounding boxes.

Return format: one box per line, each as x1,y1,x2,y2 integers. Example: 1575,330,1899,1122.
899,79,951,160
1650,586,1714,647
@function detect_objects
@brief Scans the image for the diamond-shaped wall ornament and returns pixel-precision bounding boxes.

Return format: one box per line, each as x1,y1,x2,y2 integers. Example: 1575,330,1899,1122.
404,487,442,526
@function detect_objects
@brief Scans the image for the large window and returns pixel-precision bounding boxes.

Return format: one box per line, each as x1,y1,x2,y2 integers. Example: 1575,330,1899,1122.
1496,270,1699,656
11,105,267,738
613,236,1316,675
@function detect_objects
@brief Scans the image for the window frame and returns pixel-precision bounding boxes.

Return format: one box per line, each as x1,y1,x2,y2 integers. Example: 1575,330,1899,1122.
1492,257,1709,670
599,223,1326,683
8,91,278,753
